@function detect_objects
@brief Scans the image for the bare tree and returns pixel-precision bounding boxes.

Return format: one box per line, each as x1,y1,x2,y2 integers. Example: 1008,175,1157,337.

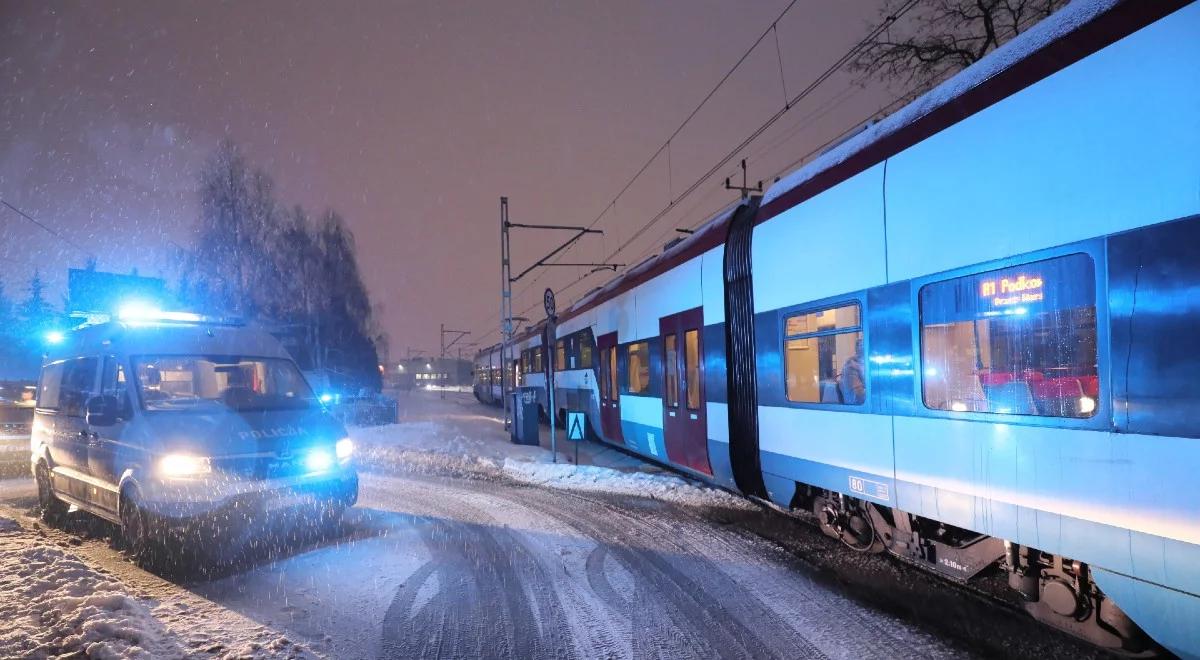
852,0,1069,99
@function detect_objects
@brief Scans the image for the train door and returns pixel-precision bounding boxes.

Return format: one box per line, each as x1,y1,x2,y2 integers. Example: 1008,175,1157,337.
659,307,711,475
596,332,623,442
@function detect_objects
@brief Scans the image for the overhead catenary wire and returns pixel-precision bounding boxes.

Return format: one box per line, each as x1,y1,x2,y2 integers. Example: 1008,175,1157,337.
597,0,920,268
0,198,94,258
475,0,921,344
468,0,810,342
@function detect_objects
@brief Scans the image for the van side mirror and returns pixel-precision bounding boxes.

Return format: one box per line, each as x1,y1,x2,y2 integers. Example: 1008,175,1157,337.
85,395,119,427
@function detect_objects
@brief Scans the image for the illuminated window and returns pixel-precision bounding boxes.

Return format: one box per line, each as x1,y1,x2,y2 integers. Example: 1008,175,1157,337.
532,347,543,373
579,334,593,369
664,334,679,408
684,329,701,410
626,342,650,394
784,303,863,404
920,253,1098,417
608,346,618,400
556,340,566,371
599,348,610,401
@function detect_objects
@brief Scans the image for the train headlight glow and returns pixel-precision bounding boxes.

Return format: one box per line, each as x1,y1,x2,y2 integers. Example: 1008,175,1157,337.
305,449,334,473
336,438,354,460
159,454,211,478
1079,396,1096,415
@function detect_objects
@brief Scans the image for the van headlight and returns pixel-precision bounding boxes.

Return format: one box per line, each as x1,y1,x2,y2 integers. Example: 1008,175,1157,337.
336,437,354,461
159,454,211,478
305,449,334,473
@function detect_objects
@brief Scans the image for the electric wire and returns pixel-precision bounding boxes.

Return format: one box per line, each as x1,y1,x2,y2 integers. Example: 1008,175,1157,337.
473,0,921,345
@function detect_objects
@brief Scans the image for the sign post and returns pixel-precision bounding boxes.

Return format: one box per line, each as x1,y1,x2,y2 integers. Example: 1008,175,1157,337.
544,288,557,463
566,410,585,465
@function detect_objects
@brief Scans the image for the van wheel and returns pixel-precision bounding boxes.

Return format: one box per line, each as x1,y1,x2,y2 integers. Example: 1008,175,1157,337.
119,489,155,564
35,462,68,524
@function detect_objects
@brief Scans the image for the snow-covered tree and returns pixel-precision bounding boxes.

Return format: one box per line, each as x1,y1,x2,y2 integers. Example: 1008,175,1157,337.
181,140,383,391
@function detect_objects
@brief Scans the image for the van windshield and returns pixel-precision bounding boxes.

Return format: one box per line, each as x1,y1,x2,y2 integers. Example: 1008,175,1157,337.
132,355,316,412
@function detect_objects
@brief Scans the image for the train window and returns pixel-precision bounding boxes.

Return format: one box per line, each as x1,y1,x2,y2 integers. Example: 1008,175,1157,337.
608,346,618,399
556,340,566,371
664,334,679,408
532,347,543,373
579,334,593,369
684,329,700,410
784,303,863,405
599,348,610,401
627,341,650,394
920,253,1098,418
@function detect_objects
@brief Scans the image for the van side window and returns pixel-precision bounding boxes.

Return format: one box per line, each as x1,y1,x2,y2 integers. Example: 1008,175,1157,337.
59,357,99,418
38,362,65,411
101,356,133,420
784,303,864,404
920,253,1098,418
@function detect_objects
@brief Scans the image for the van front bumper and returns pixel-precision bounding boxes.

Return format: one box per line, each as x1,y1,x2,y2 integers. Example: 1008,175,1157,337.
138,467,359,524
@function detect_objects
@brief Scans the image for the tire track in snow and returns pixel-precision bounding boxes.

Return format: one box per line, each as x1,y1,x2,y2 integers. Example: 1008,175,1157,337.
506,487,828,660
370,478,573,659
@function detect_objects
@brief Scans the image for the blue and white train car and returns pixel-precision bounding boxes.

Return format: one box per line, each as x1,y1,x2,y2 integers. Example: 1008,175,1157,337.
516,1,1199,655
472,344,504,405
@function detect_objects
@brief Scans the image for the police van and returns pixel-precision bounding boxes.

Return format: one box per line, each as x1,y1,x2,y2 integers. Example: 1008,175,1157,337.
31,308,358,555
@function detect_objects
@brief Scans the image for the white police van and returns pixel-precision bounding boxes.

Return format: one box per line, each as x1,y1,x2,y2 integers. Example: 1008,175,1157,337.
31,309,358,556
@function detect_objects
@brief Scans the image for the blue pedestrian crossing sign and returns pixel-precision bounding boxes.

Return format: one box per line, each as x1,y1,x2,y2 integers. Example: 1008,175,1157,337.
566,411,585,441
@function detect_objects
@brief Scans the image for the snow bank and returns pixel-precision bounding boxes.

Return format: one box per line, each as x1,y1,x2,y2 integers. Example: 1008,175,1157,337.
350,415,547,475
0,519,184,659
350,402,750,510
502,458,751,509
0,516,316,660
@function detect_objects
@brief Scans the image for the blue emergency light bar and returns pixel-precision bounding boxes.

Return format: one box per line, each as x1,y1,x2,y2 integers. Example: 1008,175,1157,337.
115,301,244,327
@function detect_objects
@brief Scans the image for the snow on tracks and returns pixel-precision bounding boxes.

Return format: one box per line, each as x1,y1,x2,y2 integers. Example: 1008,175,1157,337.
501,457,749,509
349,403,749,511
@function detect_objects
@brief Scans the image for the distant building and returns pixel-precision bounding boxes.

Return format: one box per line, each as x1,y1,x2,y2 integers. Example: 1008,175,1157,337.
391,357,472,389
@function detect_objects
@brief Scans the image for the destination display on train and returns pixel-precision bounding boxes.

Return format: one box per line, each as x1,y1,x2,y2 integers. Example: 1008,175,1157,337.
979,274,1045,308
919,253,1094,326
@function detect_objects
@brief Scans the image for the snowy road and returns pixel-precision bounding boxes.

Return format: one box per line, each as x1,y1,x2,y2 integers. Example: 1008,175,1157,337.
0,468,962,659
0,392,1101,659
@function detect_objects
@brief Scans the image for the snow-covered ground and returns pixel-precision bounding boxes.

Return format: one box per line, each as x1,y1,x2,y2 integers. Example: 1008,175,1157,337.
349,393,750,509
0,513,317,659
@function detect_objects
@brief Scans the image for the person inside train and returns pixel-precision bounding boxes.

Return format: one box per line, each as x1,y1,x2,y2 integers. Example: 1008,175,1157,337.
839,337,866,405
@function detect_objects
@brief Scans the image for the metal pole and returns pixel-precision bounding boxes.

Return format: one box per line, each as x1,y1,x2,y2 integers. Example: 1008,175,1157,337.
439,323,445,400
548,333,556,463
500,197,513,430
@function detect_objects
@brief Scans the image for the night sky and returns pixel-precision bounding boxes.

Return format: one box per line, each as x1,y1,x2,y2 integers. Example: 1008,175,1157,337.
1,0,895,359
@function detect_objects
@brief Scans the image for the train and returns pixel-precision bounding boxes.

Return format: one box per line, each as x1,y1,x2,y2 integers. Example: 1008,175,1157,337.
475,2,1200,656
